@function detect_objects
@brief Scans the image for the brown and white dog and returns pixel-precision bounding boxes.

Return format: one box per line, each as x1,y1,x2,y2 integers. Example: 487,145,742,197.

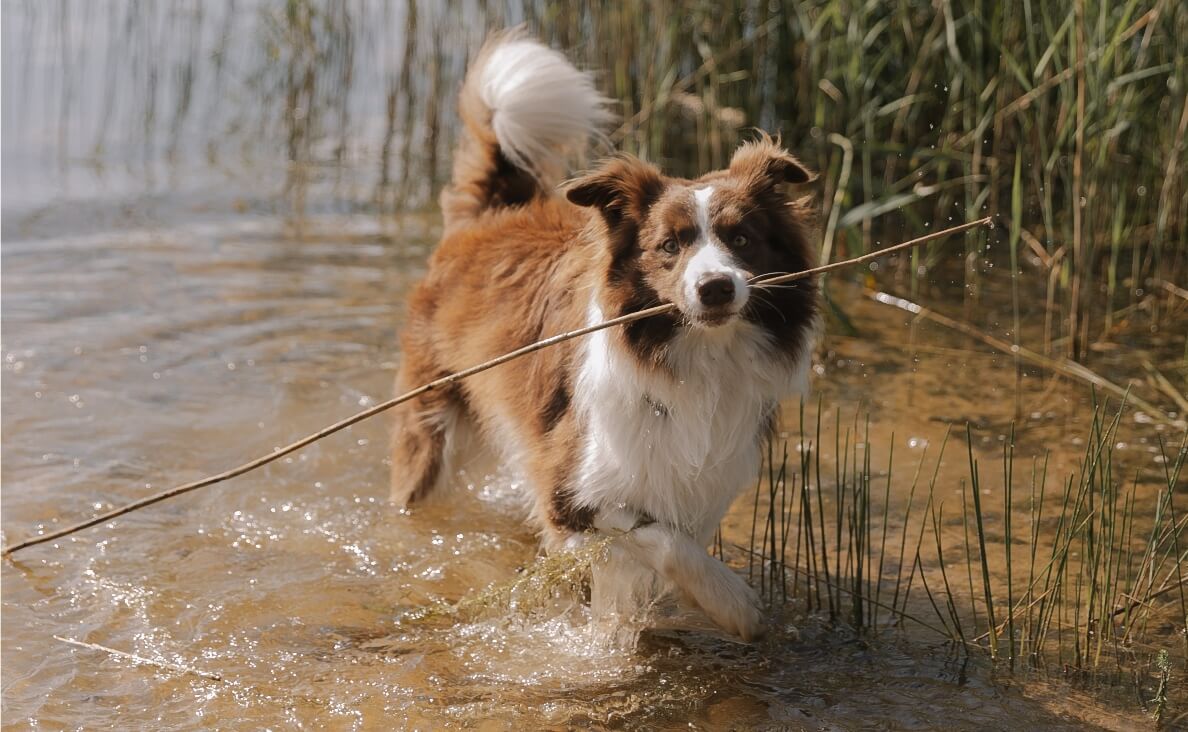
390,31,818,640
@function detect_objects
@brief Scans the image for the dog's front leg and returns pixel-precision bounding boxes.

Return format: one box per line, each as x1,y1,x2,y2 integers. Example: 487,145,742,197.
595,509,765,641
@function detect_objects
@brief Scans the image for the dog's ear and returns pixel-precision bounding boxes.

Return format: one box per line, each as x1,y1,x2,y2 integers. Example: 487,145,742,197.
566,155,665,226
728,135,814,192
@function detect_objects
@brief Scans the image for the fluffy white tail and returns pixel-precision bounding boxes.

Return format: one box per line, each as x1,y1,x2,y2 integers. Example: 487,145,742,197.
478,34,613,181
441,30,613,230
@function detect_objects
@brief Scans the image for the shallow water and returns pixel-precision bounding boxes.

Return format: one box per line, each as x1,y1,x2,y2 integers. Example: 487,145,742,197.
3,2,1187,729
3,194,1183,729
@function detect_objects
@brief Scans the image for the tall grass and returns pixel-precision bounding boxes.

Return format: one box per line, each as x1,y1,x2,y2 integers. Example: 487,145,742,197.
741,394,1188,691
528,1,1187,360
13,1,1186,356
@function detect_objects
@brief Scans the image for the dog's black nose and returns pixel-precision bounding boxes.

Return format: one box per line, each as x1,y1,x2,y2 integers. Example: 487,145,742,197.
697,275,735,307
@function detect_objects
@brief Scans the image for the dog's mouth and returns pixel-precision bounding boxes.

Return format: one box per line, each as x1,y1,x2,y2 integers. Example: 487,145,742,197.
686,305,742,328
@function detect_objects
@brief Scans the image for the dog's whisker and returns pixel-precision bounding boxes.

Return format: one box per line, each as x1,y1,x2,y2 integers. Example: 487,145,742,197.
752,285,807,297
745,292,788,324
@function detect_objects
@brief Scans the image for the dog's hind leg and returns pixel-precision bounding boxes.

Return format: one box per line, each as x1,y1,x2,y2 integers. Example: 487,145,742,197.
389,369,462,506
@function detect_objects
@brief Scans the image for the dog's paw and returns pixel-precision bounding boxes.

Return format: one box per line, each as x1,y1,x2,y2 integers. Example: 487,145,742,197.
694,560,766,642
622,523,766,641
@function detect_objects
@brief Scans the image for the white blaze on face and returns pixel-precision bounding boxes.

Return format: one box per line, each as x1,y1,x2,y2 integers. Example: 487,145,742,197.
682,186,749,318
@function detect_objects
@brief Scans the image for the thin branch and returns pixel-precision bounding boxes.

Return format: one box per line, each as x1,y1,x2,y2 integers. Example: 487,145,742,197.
1,217,991,556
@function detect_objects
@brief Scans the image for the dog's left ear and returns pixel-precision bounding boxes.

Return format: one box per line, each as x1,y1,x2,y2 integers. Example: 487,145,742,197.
565,155,665,227
728,136,815,191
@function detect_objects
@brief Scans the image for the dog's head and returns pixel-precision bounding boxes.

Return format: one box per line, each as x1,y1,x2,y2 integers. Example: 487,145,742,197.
567,136,818,355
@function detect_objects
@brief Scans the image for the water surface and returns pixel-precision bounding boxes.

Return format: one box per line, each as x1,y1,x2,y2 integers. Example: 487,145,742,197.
3,2,1185,729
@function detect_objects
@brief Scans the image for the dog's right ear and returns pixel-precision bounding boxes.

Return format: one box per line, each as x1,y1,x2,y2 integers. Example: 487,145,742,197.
566,155,665,226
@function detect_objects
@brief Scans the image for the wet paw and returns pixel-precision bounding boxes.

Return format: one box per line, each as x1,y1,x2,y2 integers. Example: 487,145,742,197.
696,561,766,641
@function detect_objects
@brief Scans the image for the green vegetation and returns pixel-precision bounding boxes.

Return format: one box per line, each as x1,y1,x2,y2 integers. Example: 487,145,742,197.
739,394,1186,703
26,1,1184,364
532,1,1186,360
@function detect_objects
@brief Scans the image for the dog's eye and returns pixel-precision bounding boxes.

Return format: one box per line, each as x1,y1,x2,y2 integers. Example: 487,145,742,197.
661,238,679,254
732,234,749,248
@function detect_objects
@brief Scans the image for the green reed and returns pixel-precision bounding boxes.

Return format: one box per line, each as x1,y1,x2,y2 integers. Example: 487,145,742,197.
744,393,1187,700
25,1,1184,354
518,1,1185,357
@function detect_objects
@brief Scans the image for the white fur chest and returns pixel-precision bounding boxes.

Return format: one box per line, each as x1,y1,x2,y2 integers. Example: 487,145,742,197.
573,303,808,539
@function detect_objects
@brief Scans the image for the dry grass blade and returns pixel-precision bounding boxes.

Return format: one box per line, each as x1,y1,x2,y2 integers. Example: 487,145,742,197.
866,289,1185,430
1154,278,1188,302
53,636,223,682
608,16,780,143
0,217,993,556
985,7,1157,129
1143,360,1188,416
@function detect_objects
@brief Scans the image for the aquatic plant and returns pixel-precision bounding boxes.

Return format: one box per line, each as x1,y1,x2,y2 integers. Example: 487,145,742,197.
738,393,1187,699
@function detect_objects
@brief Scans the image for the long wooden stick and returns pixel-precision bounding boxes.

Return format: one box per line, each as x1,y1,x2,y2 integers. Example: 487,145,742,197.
1,217,992,556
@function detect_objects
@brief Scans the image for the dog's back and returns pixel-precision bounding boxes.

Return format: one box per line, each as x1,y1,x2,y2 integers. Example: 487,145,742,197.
390,32,611,514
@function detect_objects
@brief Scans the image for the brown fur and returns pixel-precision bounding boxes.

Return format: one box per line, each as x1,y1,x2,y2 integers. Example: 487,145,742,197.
392,137,818,546
390,199,601,542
